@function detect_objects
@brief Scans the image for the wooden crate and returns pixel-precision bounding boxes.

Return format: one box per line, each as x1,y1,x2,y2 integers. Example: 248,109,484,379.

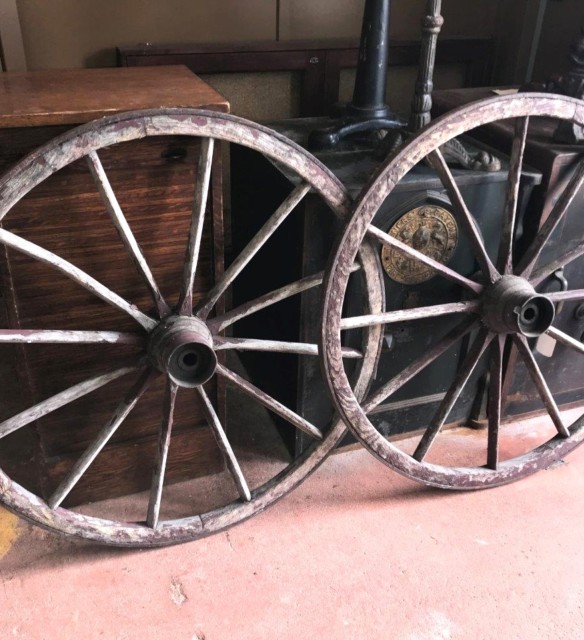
0,66,229,505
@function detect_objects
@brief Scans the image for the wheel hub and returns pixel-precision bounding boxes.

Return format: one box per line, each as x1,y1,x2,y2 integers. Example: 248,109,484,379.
148,316,217,387
481,275,555,337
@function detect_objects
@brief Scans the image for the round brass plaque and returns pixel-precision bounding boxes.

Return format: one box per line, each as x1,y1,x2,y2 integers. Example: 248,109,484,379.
381,205,458,285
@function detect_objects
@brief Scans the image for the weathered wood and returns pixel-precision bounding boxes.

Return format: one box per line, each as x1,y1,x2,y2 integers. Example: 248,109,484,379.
340,301,479,330
197,386,251,502
366,224,483,294
0,228,157,330
213,336,362,358
428,148,498,283
517,159,584,279
147,380,178,529
48,367,157,509
513,335,570,438
321,93,584,490
178,138,215,316
86,150,170,318
497,117,529,275
487,335,505,470
0,365,138,440
216,363,323,441
0,329,143,344
0,101,385,547
209,264,361,332
547,326,584,356
198,182,311,318
413,329,493,462
361,319,477,415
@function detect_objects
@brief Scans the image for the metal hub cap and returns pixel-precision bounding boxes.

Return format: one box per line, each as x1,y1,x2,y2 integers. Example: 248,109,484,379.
481,275,555,337
148,315,217,387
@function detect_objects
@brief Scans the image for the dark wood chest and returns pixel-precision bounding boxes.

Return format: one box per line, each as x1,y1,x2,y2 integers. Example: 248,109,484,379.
0,67,229,505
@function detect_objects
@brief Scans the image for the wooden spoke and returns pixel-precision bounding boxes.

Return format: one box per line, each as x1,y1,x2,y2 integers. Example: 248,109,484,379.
362,319,478,415
213,336,361,359
413,329,494,462
367,224,483,294
513,335,570,437
547,326,584,357
0,365,138,440
197,386,251,502
48,368,156,509
147,379,179,529
0,329,143,345
178,138,215,316
547,289,584,304
87,151,170,318
0,228,156,331
497,117,529,274
529,241,584,287
341,301,479,331
216,363,323,440
428,149,498,282
198,182,311,317
209,263,361,333
487,335,505,470
517,159,584,279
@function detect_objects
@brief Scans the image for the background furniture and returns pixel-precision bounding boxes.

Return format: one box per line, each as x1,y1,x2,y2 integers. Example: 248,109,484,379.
0,66,229,505
118,37,494,120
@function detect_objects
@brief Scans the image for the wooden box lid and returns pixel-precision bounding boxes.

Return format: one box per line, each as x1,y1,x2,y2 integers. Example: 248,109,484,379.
0,65,229,129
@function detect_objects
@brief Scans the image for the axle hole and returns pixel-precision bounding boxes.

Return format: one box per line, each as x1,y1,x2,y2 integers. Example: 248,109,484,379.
521,306,537,323
181,352,199,369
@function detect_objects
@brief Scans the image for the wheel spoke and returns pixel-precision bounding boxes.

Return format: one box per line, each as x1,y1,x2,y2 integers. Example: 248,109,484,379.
547,326,584,356
367,224,483,294
516,158,584,279
547,289,584,303
341,301,479,330
216,363,323,440
197,182,311,318
178,138,215,316
208,264,361,333
147,379,178,529
0,329,143,345
197,386,251,502
0,365,139,440
428,149,498,282
497,117,529,274
48,367,156,509
213,336,362,358
413,328,494,462
513,334,569,437
529,241,584,287
0,229,156,331
487,335,505,470
87,151,170,318
362,318,478,415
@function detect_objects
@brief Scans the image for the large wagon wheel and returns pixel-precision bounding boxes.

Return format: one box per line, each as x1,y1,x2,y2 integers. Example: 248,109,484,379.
0,109,383,546
321,93,584,489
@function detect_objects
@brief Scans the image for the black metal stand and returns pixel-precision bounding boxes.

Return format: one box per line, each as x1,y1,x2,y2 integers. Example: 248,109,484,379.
308,0,403,150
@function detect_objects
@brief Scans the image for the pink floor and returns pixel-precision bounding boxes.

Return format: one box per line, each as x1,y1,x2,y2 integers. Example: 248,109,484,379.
1,422,584,640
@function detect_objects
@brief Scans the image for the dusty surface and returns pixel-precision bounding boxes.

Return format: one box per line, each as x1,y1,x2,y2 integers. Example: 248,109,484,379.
1,420,584,640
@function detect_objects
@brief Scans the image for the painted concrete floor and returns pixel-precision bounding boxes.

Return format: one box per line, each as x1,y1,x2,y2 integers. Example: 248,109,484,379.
1,420,584,640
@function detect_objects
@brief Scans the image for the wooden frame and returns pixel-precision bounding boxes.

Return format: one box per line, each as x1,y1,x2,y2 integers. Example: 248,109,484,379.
118,37,495,117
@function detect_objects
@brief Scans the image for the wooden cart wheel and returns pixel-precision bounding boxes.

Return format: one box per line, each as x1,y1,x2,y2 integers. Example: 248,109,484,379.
321,93,584,489
0,108,384,546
